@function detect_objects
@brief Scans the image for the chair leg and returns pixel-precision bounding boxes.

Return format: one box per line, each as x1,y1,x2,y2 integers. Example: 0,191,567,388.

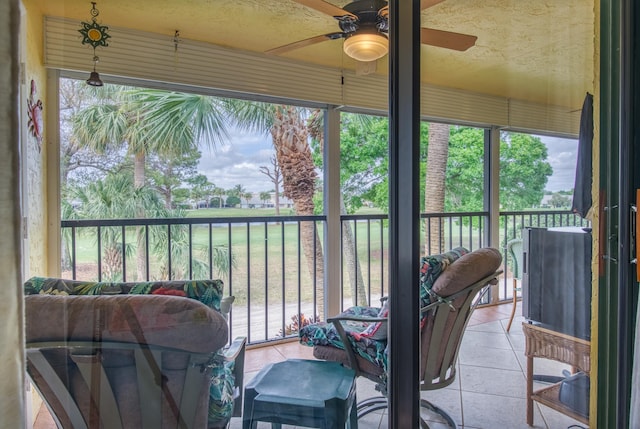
506,279,518,332
357,397,457,428
356,396,388,418
348,398,358,429
420,399,457,428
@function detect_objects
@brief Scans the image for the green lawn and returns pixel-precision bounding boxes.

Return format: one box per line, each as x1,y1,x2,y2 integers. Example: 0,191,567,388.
63,208,491,313
63,215,389,307
185,206,385,218
185,207,296,218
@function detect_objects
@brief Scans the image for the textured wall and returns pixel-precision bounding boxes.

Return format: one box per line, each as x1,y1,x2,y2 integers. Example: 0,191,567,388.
28,0,594,111
21,1,50,422
24,0,48,277
0,0,25,427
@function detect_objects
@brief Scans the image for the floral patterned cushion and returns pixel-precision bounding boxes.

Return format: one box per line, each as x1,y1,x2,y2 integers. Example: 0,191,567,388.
208,359,236,427
300,247,470,372
299,306,388,369
353,299,389,341
24,276,234,426
24,277,224,311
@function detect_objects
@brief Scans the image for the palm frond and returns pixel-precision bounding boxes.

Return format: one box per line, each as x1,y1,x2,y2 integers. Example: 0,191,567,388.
72,103,128,153
223,99,275,135
126,90,230,155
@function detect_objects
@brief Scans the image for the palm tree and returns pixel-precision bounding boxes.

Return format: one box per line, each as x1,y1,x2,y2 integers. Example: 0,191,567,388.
64,172,231,281
72,86,230,280
259,191,271,207
212,186,225,208
63,174,137,280
424,122,450,255
224,101,326,317
231,184,246,197
243,192,253,207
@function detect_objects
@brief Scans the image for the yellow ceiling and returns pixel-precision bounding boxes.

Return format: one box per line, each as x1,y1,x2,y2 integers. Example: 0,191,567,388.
30,0,595,110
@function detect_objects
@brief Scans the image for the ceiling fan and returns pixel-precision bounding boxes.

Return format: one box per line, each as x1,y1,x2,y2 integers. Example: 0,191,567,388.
266,0,477,63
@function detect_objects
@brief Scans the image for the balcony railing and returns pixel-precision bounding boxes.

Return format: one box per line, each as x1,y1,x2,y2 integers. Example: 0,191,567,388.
498,210,591,300
340,211,488,309
61,210,588,345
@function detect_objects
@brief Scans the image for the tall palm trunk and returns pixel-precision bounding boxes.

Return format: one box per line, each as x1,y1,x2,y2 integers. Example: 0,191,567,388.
424,123,449,255
163,191,172,210
270,106,325,319
341,197,369,306
134,151,148,280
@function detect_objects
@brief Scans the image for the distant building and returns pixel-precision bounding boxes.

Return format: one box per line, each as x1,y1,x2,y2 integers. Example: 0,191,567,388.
238,192,293,209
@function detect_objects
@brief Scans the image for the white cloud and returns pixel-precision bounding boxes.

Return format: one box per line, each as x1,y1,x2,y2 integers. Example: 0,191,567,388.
198,126,275,193
539,136,578,192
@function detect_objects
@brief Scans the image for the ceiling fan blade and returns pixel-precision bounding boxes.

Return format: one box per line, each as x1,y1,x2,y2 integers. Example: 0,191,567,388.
294,0,357,19
266,33,344,55
421,28,477,51
380,1,450,17
421,0,446,10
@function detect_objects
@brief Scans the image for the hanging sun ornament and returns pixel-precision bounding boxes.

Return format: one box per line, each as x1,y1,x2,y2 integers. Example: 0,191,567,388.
78,2,110,86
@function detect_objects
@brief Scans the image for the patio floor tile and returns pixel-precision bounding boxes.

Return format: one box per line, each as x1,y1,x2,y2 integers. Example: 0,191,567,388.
460,390,547,429
33,301,589,429
459,364,528,399
458,341,522,371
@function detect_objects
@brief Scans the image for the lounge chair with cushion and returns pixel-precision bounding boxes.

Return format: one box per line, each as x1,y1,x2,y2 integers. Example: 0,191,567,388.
24,277,245,429
299,247,503,427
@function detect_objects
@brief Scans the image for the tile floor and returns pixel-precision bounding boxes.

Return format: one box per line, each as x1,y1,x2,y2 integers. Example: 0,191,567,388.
33,302,588,429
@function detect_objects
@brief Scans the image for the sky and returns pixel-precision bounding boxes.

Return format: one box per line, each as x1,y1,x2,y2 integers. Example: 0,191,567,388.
539,136,579,192
197,129,579,194
198,128,274,193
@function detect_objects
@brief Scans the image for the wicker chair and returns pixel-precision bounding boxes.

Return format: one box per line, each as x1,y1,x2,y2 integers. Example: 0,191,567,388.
24,278,245,429
300,247,503,427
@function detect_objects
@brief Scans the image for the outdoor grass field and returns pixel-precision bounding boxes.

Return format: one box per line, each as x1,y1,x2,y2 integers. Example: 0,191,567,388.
63,208,390,308
61,207,498,341
61,207,571,341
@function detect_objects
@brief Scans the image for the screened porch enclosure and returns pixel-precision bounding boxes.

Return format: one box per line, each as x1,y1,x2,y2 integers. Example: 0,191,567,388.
56,75,590,347
25,1,599,427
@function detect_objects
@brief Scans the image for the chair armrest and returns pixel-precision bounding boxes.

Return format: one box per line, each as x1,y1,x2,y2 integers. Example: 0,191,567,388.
219,336,246,362
327,314,387,323
325,315,385,376
219,337,246,418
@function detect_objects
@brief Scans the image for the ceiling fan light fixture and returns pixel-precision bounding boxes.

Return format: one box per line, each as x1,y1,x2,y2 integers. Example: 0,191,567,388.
343,31,388,62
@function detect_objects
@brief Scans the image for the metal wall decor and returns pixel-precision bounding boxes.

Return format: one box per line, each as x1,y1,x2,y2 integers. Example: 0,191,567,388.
78,2,110,86
27,80,43,152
